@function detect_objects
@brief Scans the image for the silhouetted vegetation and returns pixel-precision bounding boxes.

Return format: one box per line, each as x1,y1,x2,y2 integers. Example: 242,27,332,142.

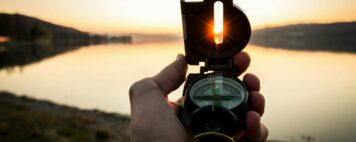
0,92,287,142
0,13,132,69
0,13,132,45
250,22,356,53
0,92,130,142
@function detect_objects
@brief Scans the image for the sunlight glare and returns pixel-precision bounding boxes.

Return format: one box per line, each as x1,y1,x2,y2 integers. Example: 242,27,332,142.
214,1,223,44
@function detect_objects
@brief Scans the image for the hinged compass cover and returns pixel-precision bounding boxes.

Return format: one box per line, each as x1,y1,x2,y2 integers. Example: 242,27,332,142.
181,0,251,65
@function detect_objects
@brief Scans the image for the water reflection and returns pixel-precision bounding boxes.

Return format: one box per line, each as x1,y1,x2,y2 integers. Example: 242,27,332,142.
0,41,132,71
0,44,80,71
1,41,356,142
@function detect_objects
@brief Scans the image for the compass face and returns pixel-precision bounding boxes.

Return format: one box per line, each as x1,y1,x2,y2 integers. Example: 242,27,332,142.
189,74,247,109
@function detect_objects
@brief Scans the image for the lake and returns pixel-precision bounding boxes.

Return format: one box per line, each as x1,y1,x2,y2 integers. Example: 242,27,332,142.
1,40,356,142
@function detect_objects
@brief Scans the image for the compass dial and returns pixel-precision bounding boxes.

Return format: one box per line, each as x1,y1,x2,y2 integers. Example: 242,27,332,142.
189,74,247,109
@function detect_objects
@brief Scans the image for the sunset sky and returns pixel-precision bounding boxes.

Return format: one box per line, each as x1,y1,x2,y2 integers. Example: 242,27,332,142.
1,0,356,35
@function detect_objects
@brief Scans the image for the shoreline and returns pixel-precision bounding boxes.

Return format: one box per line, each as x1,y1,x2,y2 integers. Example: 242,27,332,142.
0,91,286,142
0,91,130,142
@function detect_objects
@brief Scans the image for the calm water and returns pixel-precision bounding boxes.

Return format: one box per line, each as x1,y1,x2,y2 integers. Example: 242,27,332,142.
1,41,356,142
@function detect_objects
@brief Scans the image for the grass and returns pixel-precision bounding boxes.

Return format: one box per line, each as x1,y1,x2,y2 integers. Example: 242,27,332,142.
0,92,130,142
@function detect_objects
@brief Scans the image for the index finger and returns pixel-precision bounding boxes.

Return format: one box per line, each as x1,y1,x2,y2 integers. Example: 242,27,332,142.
233,51,251,76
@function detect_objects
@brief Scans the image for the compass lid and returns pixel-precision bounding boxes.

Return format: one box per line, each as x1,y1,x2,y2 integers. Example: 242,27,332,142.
181,0,251,65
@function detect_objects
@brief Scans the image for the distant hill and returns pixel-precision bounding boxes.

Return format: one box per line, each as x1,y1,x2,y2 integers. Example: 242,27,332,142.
0,13,131,69
0,13,91,45
250,22,356,53
0,13,131,45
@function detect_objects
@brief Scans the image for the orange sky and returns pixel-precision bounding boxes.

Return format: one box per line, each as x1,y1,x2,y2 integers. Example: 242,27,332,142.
0,0,356,34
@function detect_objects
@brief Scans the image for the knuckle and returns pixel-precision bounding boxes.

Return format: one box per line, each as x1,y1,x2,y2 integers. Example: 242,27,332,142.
129,78,149,96
129,78,159,99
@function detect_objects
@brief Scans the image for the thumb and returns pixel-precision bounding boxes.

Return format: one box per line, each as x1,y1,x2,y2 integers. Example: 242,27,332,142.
152,54,188,95
129,54,187,106
129,54,188,142
129,54,188,113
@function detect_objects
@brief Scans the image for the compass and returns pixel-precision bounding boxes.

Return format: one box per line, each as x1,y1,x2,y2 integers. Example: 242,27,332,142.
180,72,248,138
178,0,251,141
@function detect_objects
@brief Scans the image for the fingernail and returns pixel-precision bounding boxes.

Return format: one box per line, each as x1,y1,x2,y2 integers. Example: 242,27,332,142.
176,54,184,60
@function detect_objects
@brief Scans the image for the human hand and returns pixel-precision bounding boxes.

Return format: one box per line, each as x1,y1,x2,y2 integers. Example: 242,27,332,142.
129,52,268,142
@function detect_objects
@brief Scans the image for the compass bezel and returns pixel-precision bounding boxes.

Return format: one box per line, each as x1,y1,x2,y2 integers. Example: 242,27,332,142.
188,73,247,110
